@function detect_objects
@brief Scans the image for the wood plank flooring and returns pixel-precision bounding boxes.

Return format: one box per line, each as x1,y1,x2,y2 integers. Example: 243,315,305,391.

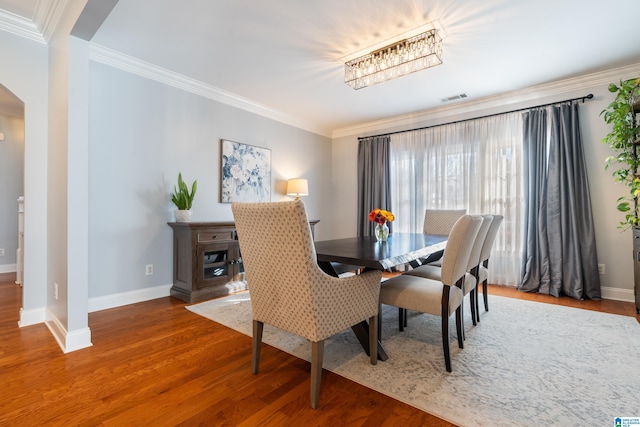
0,272,637,426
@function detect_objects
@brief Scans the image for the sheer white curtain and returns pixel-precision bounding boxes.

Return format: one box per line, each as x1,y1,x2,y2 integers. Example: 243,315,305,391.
389,113,524,286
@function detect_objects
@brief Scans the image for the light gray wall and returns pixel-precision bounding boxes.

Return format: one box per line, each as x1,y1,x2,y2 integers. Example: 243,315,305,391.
330,77,637,298
0,113,24,268
88,62,333,299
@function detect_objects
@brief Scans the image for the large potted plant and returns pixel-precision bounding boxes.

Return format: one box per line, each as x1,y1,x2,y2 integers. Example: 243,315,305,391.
171,172,197,222
601,76,640,313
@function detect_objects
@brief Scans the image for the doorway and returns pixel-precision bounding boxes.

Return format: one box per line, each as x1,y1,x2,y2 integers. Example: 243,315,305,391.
0,84,25,301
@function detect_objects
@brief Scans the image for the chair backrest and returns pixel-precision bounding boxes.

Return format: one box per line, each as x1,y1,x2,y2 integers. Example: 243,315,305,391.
466,214,493,271
440,215,483,286
423,209,467,235
479,215,504,265
232,200,319,335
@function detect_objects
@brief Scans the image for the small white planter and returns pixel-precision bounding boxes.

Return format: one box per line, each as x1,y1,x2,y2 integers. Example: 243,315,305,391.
175,210,192,222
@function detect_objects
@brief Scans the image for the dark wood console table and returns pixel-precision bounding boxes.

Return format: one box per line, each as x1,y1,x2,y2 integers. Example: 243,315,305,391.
168,220,319,303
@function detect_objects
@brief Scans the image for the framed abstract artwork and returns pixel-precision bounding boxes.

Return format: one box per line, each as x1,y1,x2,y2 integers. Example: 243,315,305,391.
220,139,271,203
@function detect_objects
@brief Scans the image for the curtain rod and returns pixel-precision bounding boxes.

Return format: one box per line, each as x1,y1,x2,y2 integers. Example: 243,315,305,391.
357,93,594,141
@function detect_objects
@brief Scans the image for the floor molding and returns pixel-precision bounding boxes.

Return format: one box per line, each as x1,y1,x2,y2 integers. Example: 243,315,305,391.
88,284,172,313
45,309,92,353
601,286,635,303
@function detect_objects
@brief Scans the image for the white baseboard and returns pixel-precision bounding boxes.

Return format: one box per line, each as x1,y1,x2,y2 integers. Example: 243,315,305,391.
601,286,636,303
88,283,172,313
18,306,46,327
45,309,93,353
0,263,16,273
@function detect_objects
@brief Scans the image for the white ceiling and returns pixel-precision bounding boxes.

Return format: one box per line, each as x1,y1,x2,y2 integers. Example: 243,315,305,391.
2,0,640,135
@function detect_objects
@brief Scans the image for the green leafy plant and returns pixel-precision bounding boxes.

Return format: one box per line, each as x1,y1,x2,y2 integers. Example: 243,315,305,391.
171,172,197,210
601,77,640,229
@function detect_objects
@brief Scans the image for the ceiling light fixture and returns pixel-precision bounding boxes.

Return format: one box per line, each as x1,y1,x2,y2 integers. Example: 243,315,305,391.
344,29,442,90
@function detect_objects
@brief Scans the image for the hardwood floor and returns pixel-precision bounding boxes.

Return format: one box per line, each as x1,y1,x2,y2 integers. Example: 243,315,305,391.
0,272,637,426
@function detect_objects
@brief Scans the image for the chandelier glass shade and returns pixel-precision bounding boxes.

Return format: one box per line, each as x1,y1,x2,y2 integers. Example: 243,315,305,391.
344,29,443,90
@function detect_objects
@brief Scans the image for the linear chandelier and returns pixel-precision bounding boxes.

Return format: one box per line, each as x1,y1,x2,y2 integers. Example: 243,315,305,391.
344,29,443,90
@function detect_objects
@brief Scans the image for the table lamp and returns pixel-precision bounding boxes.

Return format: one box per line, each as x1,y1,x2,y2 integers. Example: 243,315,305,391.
287,178,309,200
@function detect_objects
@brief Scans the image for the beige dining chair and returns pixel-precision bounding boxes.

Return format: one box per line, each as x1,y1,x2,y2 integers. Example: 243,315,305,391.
476,215,504,319
405,215,493,329
420,209,467,266
378,214,482,372
423,209,468,235
231,200,382,409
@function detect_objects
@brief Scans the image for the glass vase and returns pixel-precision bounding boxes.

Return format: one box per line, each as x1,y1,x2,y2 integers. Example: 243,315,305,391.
375,222,389,242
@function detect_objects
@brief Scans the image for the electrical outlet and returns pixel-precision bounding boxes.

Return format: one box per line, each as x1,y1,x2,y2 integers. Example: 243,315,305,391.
0,248,4,256
598,264,605,275
54,283,58,300
145,264,154,275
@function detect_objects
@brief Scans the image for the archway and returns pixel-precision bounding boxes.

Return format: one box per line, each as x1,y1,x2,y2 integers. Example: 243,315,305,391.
0,84,25,297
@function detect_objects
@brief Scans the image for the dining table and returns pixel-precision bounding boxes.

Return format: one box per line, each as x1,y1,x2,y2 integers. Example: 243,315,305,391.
314,232,448,361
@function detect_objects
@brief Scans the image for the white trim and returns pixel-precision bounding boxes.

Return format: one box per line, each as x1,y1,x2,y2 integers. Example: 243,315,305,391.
600,286,636,303
0,0,68,44
88,283,172,313
63,327,93,353
0,263,16,273
88,43,333,138
34,0,69,43
0,8,45,43
45,309,92,353
18,306,46,327
331,62,640,139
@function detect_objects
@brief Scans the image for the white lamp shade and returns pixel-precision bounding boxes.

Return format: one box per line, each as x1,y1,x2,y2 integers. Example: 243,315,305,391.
287,179,309,197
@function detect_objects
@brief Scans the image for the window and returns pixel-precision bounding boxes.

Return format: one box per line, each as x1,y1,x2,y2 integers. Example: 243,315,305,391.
390,113,524,286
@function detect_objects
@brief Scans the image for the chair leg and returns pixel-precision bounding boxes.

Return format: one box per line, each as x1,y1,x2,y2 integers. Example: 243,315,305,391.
252,320,264,375
369,315,378,365
475,285,481,323
459,297,465,341
483,279,489,312
310,340,325,409
441,288,452,372
398,308,404,331
470,289,477,327
455,306,464,349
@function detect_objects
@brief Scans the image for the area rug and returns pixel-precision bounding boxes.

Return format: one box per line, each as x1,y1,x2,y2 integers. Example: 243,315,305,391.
187,292,640,426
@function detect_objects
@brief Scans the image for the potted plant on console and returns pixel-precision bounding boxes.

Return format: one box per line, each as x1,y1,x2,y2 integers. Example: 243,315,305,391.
601,76,640,313
171,172,197,222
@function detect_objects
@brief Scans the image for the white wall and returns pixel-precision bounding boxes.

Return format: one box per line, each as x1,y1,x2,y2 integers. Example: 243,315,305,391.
330,68,640,300
0,112,24,271
87,62,333,303
0,30,49,323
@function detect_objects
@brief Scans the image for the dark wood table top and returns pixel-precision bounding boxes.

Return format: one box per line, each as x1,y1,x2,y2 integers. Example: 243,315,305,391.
314,233,447,271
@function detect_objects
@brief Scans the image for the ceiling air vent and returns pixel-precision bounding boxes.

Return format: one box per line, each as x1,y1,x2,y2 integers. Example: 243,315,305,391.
441,93,468,103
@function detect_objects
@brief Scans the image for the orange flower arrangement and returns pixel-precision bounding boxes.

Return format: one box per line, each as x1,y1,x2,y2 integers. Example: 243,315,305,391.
368,208,395,225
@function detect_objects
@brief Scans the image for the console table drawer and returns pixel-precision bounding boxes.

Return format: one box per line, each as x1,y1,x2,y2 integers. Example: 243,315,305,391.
197,231,233,243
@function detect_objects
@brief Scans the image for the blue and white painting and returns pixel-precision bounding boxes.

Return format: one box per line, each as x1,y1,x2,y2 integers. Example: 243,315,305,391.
220,140,271,203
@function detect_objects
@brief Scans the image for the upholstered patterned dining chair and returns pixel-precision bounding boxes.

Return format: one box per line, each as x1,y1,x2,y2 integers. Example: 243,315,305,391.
420,209,467,266
231,200,382,409
423,209,467,235
378,214,482,372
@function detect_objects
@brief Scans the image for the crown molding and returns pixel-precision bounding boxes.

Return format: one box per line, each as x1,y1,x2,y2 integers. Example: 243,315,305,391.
331,63,640,139
0,8,45,43
34,0,69,43
89,43,333,138
0,0,69,44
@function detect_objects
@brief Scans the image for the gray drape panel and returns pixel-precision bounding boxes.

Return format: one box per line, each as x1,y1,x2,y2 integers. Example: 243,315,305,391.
520,109,550,293
357,136,392,237
519,103,601,299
